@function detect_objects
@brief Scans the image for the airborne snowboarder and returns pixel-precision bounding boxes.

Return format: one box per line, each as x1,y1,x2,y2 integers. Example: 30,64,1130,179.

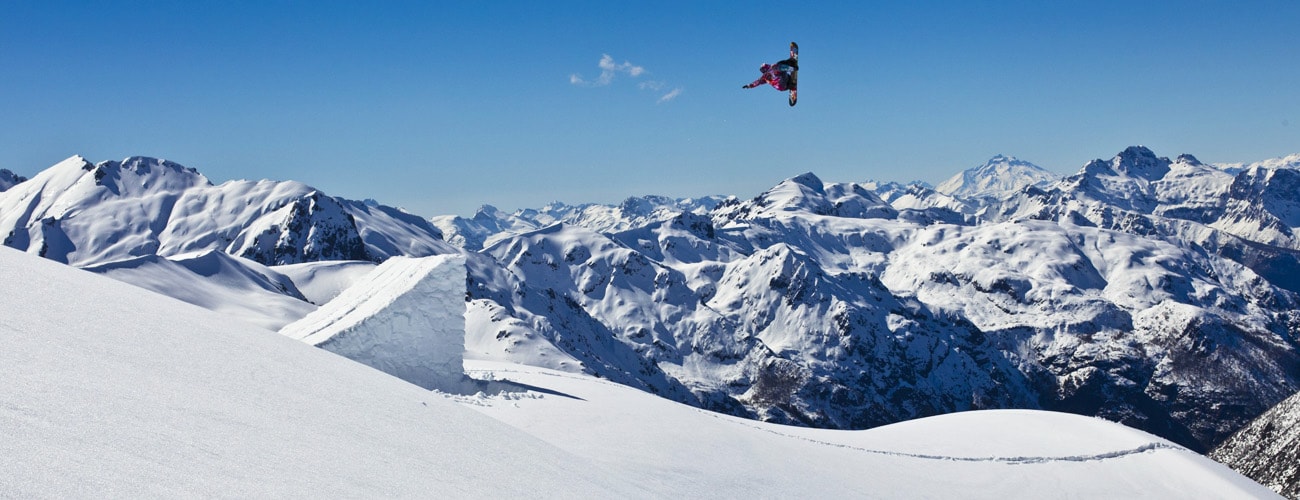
742,42,799,106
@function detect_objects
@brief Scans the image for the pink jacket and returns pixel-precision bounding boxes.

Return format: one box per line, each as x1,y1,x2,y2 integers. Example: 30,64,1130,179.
746,64,792,91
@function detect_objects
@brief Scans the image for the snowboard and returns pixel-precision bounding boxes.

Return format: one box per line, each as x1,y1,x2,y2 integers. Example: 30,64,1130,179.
788,42,799,106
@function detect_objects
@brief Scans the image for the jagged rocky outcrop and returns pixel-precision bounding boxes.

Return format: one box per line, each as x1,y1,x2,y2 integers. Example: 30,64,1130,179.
233,192,369,265
0,168,26,191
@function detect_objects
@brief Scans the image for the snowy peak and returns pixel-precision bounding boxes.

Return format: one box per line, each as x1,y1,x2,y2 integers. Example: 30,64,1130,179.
0,168,26,191
58,155,212,199
232,191,369,265
936,154,1057,199
716,172,897,221
1176,154,1204,167
1227,162,1300,228
1112,146,1172,180
755,173,830,214
0,156,447,267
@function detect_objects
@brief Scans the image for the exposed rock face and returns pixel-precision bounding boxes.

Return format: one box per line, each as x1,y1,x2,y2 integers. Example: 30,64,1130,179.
1210,389,1300,499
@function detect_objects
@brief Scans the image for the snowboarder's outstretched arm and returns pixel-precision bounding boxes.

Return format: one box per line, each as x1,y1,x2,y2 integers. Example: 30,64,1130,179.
742,75,769,89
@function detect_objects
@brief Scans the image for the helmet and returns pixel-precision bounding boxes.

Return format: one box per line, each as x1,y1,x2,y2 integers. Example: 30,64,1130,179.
760,63,772,73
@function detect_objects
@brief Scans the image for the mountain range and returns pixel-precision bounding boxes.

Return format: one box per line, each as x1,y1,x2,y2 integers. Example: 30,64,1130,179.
2,147,1299,495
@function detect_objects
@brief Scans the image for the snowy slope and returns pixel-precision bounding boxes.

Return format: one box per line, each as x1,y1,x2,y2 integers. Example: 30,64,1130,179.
0,244,1277,497
1212,389,1300,499
273,259,378,305
0,246,634,498
84,250,316,330
457,361,1276,498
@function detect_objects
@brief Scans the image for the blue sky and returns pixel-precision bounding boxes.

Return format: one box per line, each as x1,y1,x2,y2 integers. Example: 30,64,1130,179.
3,1,1298,216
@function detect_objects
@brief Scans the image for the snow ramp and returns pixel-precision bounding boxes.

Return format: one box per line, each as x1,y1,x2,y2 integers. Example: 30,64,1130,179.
281,254,468,391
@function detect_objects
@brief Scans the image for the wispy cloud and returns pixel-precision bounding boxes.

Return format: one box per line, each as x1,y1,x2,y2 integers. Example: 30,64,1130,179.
657,88,683,104
572,54,682,104
570,54,644,87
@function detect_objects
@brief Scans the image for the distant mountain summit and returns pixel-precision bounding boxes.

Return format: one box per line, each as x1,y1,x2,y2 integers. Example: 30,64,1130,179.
935,154,1057,199
0,168,26,191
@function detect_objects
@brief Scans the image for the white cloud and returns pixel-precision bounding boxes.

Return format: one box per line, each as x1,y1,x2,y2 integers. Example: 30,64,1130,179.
572,54,682,104
657,88,683,104
572,54,645,87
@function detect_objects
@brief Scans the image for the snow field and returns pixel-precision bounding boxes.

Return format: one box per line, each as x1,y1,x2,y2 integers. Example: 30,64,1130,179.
458,361,1278,499
0,246,632,497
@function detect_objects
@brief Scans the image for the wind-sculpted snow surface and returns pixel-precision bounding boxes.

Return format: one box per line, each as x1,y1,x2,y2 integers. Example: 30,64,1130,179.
0,155,452,267
84,250,315,330
281,255,469,392
455,361,1276,498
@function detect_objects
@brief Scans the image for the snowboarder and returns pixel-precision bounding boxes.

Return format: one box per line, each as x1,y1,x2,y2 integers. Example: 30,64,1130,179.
742,42,799,106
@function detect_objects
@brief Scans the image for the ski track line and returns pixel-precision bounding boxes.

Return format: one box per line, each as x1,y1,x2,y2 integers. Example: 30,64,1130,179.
462,367,1184,466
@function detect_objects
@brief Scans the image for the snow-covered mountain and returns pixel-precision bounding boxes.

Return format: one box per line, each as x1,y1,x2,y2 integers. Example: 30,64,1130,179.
936,154,1058,200
1211,389,1300,499
461,165,1300,452
0,245,1276,497
432,195,728,251
0,156,454,267
0,168,25,191
987,146,1300,293
4,149,1299,458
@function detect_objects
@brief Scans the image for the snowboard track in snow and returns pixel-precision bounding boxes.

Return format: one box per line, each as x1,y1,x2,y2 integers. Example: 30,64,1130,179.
464,367,1184,466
